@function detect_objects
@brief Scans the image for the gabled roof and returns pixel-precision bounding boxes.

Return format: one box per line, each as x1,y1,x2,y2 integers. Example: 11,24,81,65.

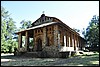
31,14,63,27
30,14,80,34
16,14,80,36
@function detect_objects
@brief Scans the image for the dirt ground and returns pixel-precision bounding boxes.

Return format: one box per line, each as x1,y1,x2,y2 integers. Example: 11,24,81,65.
1,52,99,66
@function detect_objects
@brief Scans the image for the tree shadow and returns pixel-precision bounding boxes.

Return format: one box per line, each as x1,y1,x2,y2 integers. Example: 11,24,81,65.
49,53,99,66
1,53,99,66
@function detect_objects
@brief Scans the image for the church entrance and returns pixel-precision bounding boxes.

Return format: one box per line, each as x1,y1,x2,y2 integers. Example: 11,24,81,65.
36,38,42,51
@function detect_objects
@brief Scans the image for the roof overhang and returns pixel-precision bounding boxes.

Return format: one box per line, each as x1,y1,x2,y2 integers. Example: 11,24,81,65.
15,22,57,34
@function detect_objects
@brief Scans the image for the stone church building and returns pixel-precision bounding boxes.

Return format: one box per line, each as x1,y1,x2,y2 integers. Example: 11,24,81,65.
15,14,86,58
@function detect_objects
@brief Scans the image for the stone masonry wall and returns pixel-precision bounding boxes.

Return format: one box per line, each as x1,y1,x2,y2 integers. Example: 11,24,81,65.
42,45,62,58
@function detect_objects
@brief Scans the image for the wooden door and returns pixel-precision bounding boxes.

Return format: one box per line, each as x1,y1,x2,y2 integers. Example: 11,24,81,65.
37,38,42,51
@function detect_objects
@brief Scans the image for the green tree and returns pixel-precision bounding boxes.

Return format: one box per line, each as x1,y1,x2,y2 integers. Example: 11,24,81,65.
83,15,99,48
19,20,32,30
1,6,18,53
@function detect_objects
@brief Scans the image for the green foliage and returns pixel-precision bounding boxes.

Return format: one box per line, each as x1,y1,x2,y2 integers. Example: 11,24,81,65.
19,20,32,30
83,15,99,48
29,39,34,46
73,28,80,33
1,6,18,53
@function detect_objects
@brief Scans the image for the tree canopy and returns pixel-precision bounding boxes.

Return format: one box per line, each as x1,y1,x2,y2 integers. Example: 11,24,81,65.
83,15,99,48
1,6,18,53
1,6,33,53
19,20,32,30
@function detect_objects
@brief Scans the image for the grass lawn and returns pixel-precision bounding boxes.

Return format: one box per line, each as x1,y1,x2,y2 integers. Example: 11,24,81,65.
1,52,99,66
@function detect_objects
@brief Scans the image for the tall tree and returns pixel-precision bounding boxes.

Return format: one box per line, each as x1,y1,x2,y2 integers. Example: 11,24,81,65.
1,6,18,53
83,15,99,48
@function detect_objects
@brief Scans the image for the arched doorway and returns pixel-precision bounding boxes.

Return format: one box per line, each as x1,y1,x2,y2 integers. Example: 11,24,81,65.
36,38,42,51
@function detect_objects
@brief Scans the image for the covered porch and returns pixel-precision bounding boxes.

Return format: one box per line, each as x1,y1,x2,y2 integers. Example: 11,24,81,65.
17,29,34,52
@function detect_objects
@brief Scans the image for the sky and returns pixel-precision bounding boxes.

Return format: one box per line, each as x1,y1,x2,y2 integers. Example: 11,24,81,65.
1,1,99,37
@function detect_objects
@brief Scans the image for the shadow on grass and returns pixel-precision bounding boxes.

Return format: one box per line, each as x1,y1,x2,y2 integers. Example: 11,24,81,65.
1,53,99,66
50,53,99,66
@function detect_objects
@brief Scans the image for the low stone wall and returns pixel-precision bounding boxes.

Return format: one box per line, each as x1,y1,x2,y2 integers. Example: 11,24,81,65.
42,45,61,58
14,45,76,58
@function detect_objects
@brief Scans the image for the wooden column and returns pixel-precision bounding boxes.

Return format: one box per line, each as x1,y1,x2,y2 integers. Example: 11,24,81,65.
79,37,81,49
72,34,74,47
74,34,77,50
25,31,29,51
68,32,70,47
66,32,68,47
58,31,61,48
18,33,22,50
74,33,76,50
33,30,35,51
33,30,36,51
54,25,58,46
66,32,67,47
43,27,47,46
67,32,69,47
75,35,77,47
76,36,78,47
76,35,78,47
77,36,79,50
64,35,66,47
76,35,79,50
70,32,72,47
62,30,64,46
77,36,79,47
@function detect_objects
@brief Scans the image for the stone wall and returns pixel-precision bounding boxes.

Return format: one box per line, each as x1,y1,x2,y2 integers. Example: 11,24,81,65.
14,45,76,58
42,45,62,58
